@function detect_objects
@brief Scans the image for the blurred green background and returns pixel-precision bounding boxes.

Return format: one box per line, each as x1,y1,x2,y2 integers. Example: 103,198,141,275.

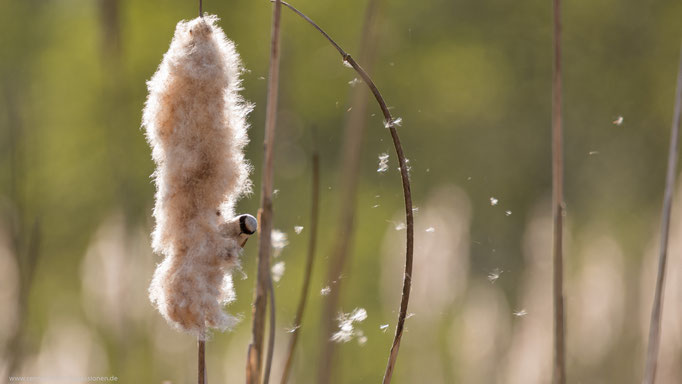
2,0,682,383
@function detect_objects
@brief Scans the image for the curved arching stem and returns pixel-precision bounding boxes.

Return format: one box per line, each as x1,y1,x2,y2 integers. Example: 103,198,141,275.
275,2,414,382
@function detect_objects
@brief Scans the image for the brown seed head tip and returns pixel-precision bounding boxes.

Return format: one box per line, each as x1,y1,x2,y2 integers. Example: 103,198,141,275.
188,16,213,37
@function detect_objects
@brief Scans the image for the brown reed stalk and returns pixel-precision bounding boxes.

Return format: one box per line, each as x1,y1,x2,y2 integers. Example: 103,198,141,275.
317,1,383,381
193,1,204,382
196,7,205,384
276,3,414,383
247,0,282,383
642,44,682,384
551,0,566,383
264,273,276,384
198,339,206,384
280,142,321,384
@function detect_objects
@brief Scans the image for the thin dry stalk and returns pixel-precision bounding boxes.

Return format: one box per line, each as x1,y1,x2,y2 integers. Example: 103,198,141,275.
247,1,282,383
551,0,566,383
195,4,206,384
198,339,206,384
280,145,321,384
642,45,682,384
276,3,414,383
197,4,205,368
318,1,383,381
264,273,276,384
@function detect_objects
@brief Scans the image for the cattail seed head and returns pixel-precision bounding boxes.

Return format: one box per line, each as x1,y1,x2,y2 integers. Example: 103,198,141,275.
143,15,253,339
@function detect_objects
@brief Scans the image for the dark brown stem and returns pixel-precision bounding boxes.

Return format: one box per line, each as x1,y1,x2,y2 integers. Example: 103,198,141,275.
277,3,414,383
247,0,282,383
198,339,206,384
551,0,565,383
199,0,203,17
642,44,682,384
280,144,320,384
264,272,276,384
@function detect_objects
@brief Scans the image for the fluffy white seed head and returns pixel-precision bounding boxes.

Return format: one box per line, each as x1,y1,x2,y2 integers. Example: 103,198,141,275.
143,15,253,339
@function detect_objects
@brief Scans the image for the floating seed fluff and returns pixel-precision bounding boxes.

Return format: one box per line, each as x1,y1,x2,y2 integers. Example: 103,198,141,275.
143,15,253,339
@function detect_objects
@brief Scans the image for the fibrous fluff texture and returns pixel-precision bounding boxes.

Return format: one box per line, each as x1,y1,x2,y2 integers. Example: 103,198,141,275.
143,15,252,339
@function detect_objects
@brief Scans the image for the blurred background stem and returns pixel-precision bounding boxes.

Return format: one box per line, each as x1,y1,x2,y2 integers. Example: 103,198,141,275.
317,1,383,381
642,44,682,384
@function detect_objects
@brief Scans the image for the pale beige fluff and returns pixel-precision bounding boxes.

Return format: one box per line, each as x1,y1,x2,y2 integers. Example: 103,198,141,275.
142,15,252,339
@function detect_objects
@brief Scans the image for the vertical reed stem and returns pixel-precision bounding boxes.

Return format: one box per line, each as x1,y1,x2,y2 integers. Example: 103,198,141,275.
642,44,682,384
264,273,276,384
551,0,566,383
281,144,320,384
198,339,206,384
196,11,206,384
247,0,282,383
